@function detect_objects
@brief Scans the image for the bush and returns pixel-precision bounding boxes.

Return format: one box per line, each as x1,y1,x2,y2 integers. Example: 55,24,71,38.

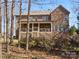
18,34,79,52
32,57,37,59
29,37,52,51
69,26,77,35
10,39,18,46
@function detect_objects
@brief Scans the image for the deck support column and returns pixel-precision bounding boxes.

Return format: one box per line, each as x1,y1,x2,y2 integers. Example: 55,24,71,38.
51,23,52,39
19,21,21,48
51,23,52,32
19,21,21,40
28,23,30,37
38,23,40,37
32,23,34,37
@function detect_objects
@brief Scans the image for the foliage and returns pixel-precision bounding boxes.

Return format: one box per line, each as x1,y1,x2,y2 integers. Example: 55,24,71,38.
77,13,79,21
29,36,79,51
69,26,77,35
19,39,26,48
19,34,79,52
29,37,52,51
52,36,70,50
32,57,37,59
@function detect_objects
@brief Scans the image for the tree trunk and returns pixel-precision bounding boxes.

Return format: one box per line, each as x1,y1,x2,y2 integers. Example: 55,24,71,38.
26,0,31,52
18,0,22,50
10,0,15,44
4,0,9,53
0,0,1,34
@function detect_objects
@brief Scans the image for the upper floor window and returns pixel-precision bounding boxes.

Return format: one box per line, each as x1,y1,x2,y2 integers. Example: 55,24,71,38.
51,16,54,21
29,16,33,21
38,16,42,19
53,25,58,31
59,25,64,32
53,25,64,32
64,15,68,20
42,16,49,21
28,16,49,21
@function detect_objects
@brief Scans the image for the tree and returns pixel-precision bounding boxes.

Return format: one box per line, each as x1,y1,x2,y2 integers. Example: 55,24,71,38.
10,0,15,44
4,0,9,53
71,0,79,13
77,13,79,21
77,13,79,29
18,0,22,50
26,0,31,51
0,0,1,34
69,26,77,35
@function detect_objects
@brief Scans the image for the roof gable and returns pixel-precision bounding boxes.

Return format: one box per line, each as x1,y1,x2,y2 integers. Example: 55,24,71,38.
51,5,70,14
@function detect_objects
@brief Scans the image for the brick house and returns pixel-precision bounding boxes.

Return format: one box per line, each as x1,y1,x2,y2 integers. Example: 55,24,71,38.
15,5,70,39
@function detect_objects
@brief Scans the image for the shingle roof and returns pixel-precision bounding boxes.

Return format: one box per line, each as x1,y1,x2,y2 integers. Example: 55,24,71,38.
15,11,51,16
27,11,51,15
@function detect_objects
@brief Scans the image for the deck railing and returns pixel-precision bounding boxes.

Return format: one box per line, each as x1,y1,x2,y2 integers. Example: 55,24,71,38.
21,28,27,32
40,28,51,32
21,28,51,32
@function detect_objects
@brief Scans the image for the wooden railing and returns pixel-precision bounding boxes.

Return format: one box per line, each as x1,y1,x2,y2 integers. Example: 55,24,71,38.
20,18,49,22
21,28,27,32
40,28,51,32
21,28,51,32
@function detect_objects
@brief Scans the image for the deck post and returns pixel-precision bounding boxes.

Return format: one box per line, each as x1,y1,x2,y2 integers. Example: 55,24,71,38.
32,23,34,37
19,21,21,48
38,23,40,37
51,23,52,32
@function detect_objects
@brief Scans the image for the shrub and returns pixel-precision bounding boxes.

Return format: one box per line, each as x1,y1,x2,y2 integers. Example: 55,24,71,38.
10,39,18,46
18,34,79,52
32,57,37,59
29,37,52,51
69,26,77,35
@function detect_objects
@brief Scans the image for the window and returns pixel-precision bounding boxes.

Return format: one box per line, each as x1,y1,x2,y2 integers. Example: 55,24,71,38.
59,25,64,32
29,16,33,21
53,25,64,32
57,26,60,32
38,16,42,19
29,16,36,21
64,15,68,20
54,25,58,31
21,24,27,32
53,25,55,31
42,16,49,21
40,23,51,32
51,16,54,21
34,24,38,31
55,25,59,31
29,24,32,32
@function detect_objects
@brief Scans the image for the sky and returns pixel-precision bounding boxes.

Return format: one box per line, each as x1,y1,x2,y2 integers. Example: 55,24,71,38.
15,0,78,27
32,0,78,28
2,0,79,33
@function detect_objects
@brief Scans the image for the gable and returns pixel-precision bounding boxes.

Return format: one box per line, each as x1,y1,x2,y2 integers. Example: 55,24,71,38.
50,5,69,25
51,5,70,15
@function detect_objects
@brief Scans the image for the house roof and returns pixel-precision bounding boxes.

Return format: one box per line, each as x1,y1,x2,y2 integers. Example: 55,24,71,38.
27,11,51,15
15,11,51,16
15,5,70,16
